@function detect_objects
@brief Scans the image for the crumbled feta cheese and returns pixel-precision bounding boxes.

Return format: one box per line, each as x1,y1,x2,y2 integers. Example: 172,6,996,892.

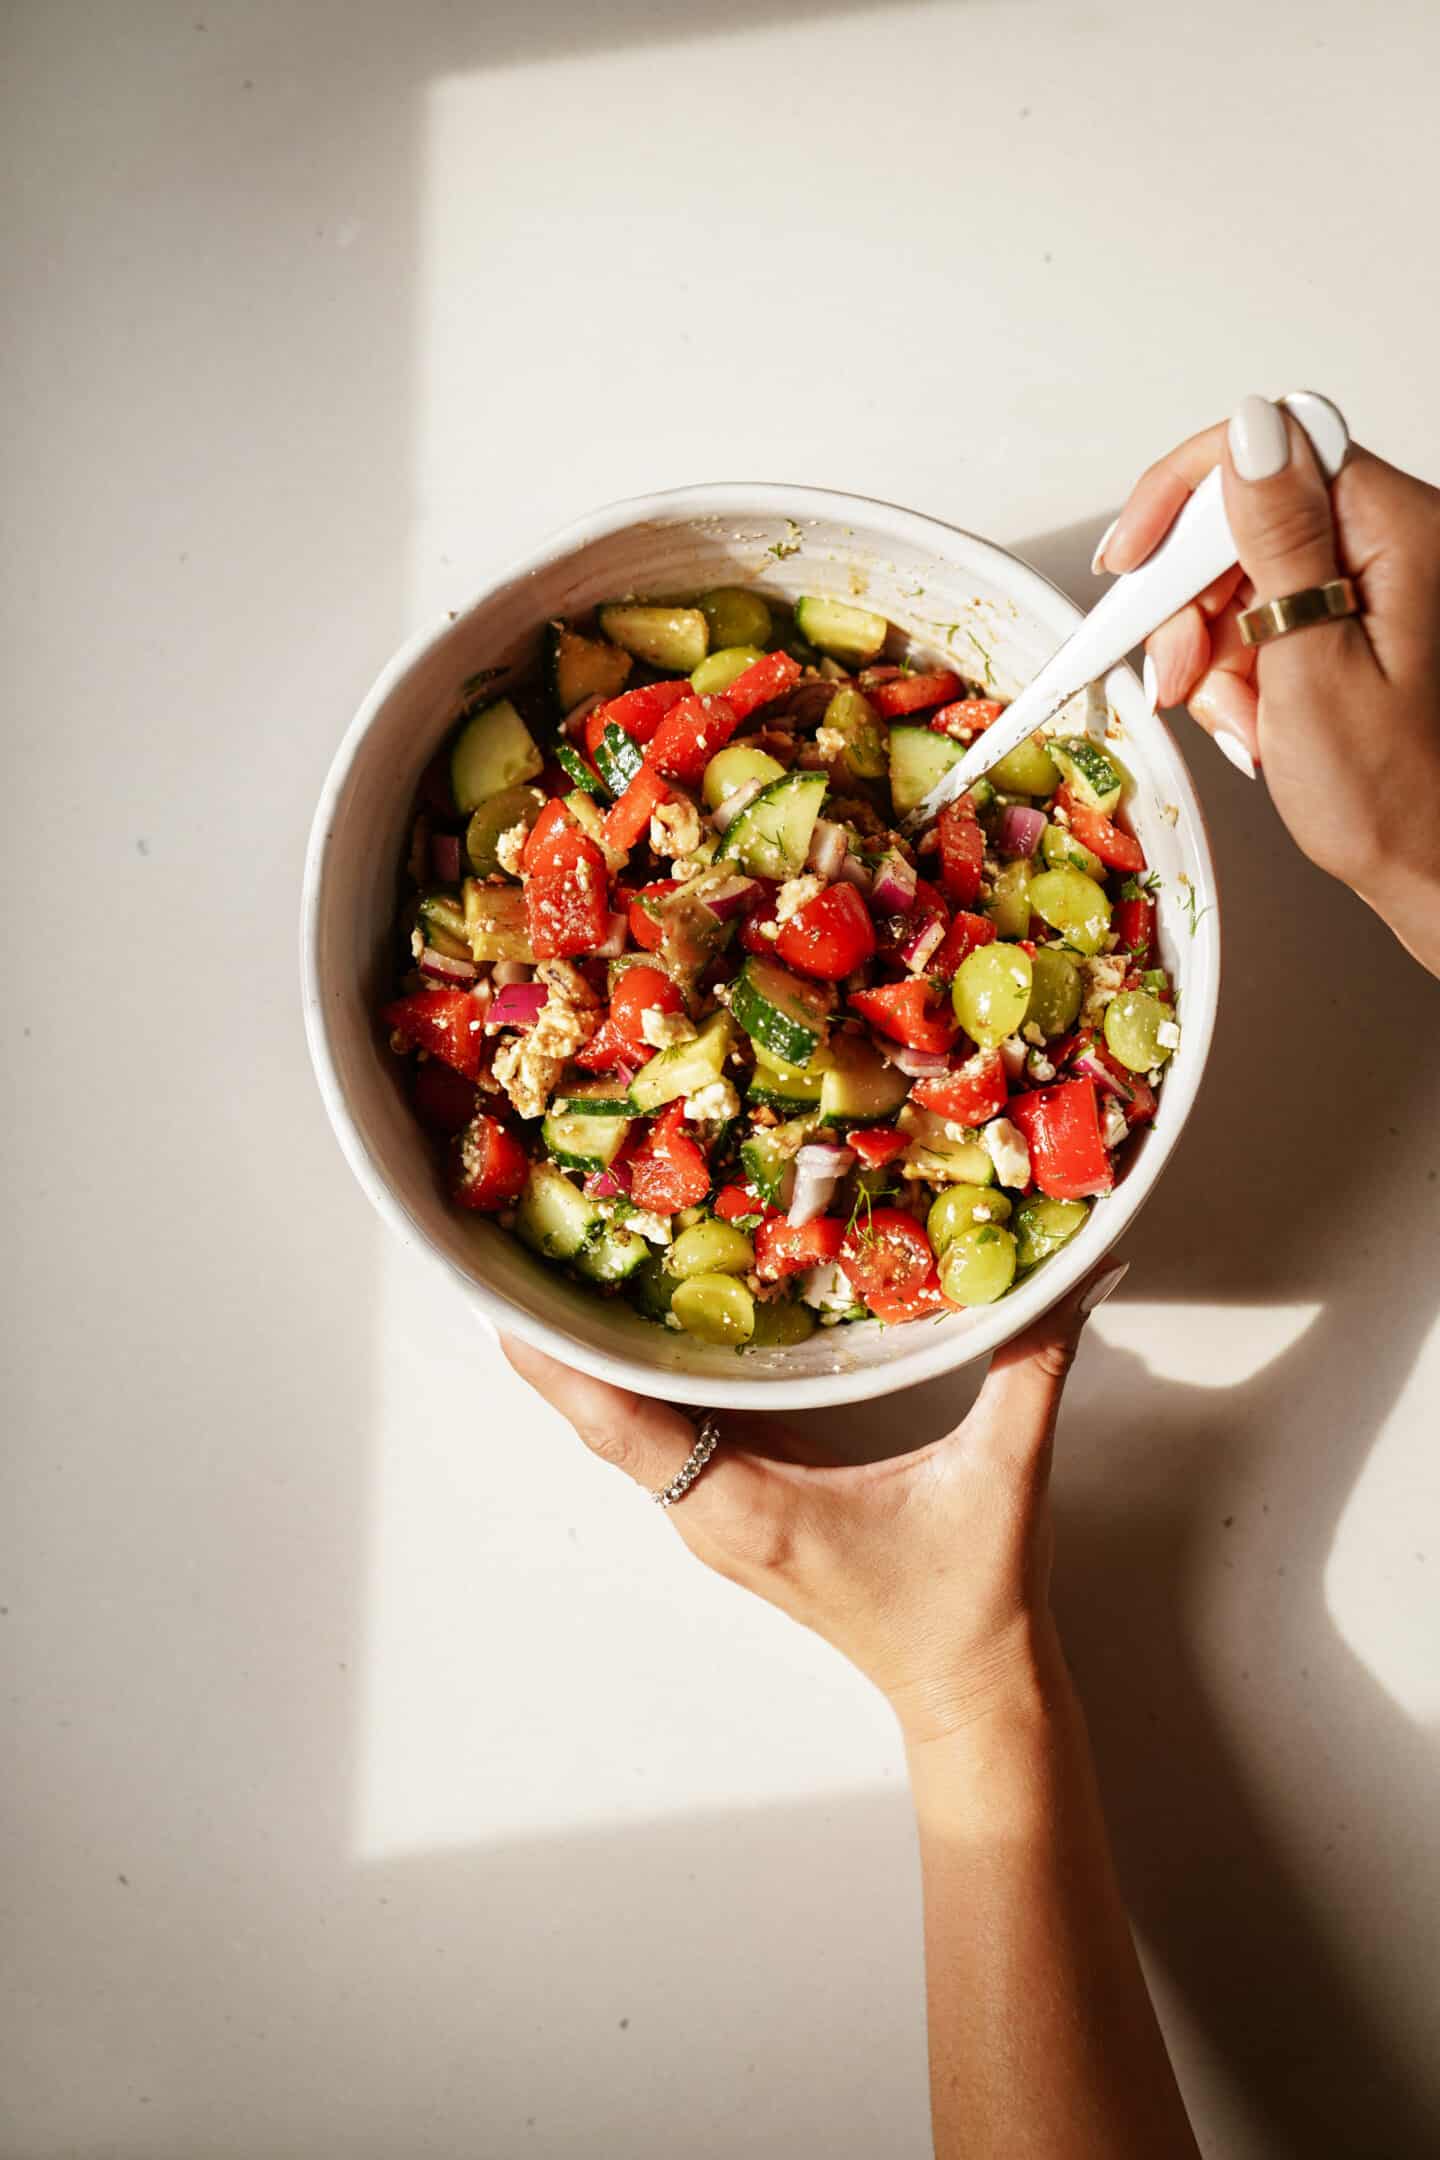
683,1078,740,1124
1021,1022,1045,1048
1101,1097,1129,1149
1026,1050,1056,1083
1156,1018,1181,1050
775,874,825,924
998,1035,1028,1081
759,918,780,939
814,726,846,761
982,1116,1031,1189
495,821,531,877
649,797,702,859
800,1259,856,1313
640,1007,696,1050
536,959,599,1008
492,968,600,1120
626,1209,674,1245
1079,952,1128,1029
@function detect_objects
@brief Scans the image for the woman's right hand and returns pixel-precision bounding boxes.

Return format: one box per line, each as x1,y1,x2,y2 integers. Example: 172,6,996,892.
1098,396,1440,976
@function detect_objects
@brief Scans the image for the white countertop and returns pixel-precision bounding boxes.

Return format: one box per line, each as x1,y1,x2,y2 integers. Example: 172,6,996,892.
4,3,1438,2153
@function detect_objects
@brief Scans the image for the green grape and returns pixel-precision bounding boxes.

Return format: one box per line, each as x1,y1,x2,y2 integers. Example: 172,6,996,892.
1013,1195,1090,1271
702,743,786,809
987,858,1032,940
1103,990,1175,1072
671,1272,756,1345
691,645,766,696
747,1299,817,1348
986,735,1060,796
1040,823,1105,879
952,943,1033,1049
938,1224,1018,1306
697,587,772,651
1028,865,1113,955
668,1220,756,1279
927,1184,1013,1257
1025,948,1082,1037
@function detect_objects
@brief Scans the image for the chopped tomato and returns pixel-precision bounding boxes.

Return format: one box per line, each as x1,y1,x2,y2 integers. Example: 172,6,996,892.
602,763,670,854
932,908,995,978
719,649,801,722
867,670,962,718
774,882,877,980
625,879,678,952
645,695,741,787
610,965,685,1050
840,1206,936,1313
411,1058,479,1136
929,697,1005,741
715,1181,772,1223
451,1113,529,1211
381,988,487,1080
936,797,984,906
574,1017,639,1074
1114,889,1157,962
524,829,610,959
847,1125,908,1169
912,1048,1009,1126
754,1213,844,1281
627,1102,711,1213
1008,1079,1114,1199
849,978,957,1054
589,677,692,748
1054,785,1146,875
1086,1038,1157,1127
869,1275,947,1324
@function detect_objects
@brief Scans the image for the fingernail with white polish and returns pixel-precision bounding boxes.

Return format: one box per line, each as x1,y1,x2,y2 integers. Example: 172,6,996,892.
1214,730,1257,780
1080,1262,1130,1317
1090,516,1119,576
1142,653,1160,714
1229,394,1290,481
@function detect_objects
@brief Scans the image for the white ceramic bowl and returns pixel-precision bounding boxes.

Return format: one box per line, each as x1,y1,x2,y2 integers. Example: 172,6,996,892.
302,485,1219,1409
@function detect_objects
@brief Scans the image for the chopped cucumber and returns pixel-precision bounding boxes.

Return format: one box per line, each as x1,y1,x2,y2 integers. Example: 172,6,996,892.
450,699,543,815
740,1119,811,1205
822,686,888,780
592,719,644,798
554,741,606,797
544,621,632,716
418,891,470,959
987,736,1060,797
747,1073,824,1114
1040,822,1105,879
691,645,765,696
730,956,832,1068
573,1225,649,1284
630,1010,734,1115
462,880,533,962
1049,737,1127,814
465,784,544,877
818,1032,910,1125
697,587,772,651
793,595,888,665
598,604,708,672
897,1103,994,1184
648,878,732,982
716,770,828,878
553,1078,635,1117
516,1161,602,1261
671,1272,755,1345
887,725,965,819
541,1100,632,1172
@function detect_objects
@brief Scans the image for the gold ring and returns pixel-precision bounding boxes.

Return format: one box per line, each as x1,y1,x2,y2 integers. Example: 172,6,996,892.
1237,577,1359,648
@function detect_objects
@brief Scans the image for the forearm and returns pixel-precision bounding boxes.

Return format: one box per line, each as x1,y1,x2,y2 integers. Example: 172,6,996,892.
906,1631,1199,2160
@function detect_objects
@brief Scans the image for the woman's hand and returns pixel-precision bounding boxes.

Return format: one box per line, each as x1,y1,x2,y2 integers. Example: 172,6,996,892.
502,1262,1125,1746
1099,396,1440,974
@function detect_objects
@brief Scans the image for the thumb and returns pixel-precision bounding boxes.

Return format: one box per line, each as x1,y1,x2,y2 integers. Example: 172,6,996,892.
962,1258,1129,1474
1223,394,1343,597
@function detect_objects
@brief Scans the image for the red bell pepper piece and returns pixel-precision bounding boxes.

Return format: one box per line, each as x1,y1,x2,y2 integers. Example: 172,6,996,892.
714,1181,774,1223
524,829,610,960
1114,888,1157,962
912,1048,1009,1126
627,1102,711,1214
929,697,1005,740
937,797,985,905
847,1125,909,1169
625,879,679,952
866,670,962,718
451,1113,529,1211
645,695,742,788
588,677,692,749
754,1213,844,1281
931,908,996,979
1054,784,1146,874
522,798,578,877
718,649,801,722
774,882,877,981
1008,1079,1115,1199
602,763,671,854
849,978,957,1054
381,988,487,1080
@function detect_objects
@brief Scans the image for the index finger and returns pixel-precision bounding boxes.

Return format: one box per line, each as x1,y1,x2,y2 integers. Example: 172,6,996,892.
1099,419,1229,574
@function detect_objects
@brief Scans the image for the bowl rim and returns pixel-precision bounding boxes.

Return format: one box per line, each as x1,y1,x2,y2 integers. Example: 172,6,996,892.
301,480,1220,1409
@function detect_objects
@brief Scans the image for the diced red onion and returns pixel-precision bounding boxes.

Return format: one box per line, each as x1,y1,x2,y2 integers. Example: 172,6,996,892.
902,916,946,974
859,664,904,686
593,910,629,958
836,852,873,893
430,832,462,883
700,874,761,921
711,779,765,834
1073,1047,1134,1102
996,805,1047,859
613,1056,639,1090
871,850,918,914
561,694,603,739
489,982,548,1030
796,1143,856,1175
491,959,533,987
879,1040,951,1078
584,1164,631,1199
787,1161,841,1228
806,819,850,879
417,946,478,985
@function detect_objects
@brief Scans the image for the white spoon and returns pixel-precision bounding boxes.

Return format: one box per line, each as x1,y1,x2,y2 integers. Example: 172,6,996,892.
908,389,1351,829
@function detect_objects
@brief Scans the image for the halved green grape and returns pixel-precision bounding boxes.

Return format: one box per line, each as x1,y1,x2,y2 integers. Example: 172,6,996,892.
630,1253,681,1320
952,943,1034,1049
671,1272,756,1346
702,743,786,810
986,735,1060,797
747,1299,817,1348
1103,990,1175,1072
1040,823,1105,880
1027,865,1112,956
669,1220,756,1279
1025,947,1082,1037
697,587,772,651
938,1224,1018,1305
691,645,766,696
1013,1195,1090,1271
927,1184,1013,1257
987,859,1033,940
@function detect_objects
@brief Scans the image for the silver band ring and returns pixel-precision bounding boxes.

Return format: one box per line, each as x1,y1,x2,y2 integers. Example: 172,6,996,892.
651,1413,721,1508
1237,576,1359,648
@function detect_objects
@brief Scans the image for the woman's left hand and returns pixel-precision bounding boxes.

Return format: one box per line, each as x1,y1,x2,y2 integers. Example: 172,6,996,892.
503,1264,1123,1747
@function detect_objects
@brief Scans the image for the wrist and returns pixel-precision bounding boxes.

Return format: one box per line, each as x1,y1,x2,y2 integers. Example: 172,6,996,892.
890,1611,1070,1756
1356,853,1440,977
